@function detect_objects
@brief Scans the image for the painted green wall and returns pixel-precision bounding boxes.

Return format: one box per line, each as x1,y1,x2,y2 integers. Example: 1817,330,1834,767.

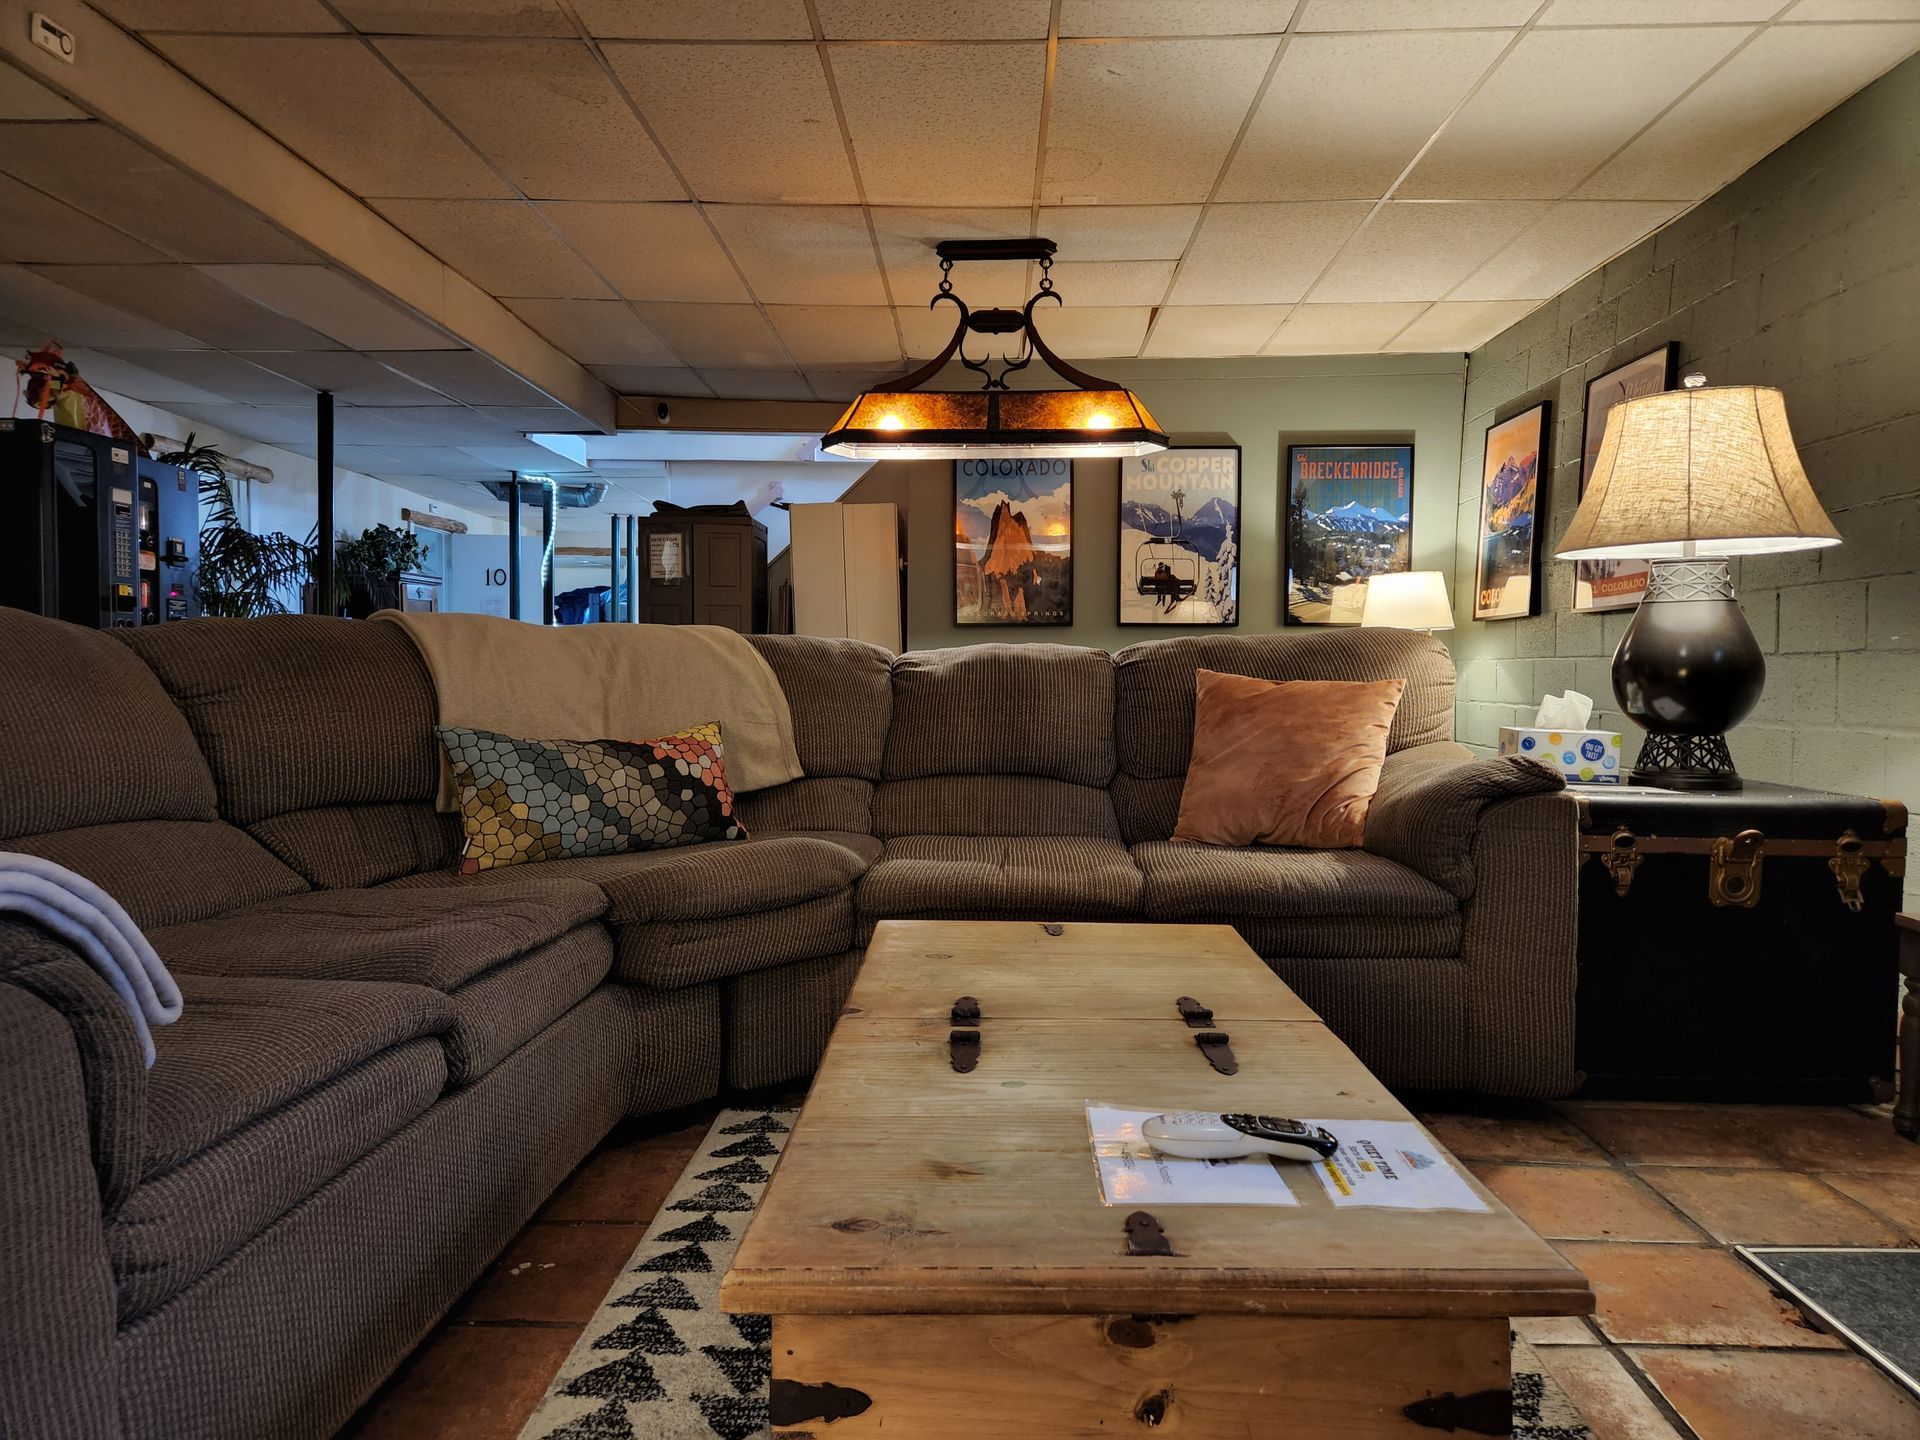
840,353,1466,654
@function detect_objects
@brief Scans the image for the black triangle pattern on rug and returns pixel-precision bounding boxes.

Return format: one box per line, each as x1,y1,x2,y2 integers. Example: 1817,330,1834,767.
592,1308,689,1355
693,1391,770,1440
608,1274,699,1310
666,1181,757,1213
695,1157,772,1184
560,1353,665,1403
708,1133,780,1158
654,1212,733,1243
543,1399,635,1439
729,1313,771,1346
718,1114,790,1135
701,1342,771,1397
632,1242,712,1273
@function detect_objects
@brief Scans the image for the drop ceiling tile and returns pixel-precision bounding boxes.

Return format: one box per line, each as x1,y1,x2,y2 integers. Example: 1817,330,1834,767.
1045,259,1176,306
1060,1,1296,36
333,0,572,34
234,351,453,405
694,368,817,400
1787,0,1920,17
1308,200,1548,302
604,44,857,204
198,264,459,349
0,175,166,264
819,0,1050,36
1578,23,1920,200
377,349,555,404
572,0,812,39
1045,38,1280,204
1261,301,1429,353
371,200,613,298
100,348,316,403
332,444,415,473
155,37,508,201
766,305,901,366
63,349,224,406
457,441,585,469
1142,305,1291,356
1400,27,1751,200
1221,30,1514,201
869,207,1034,306
0,264,204,349
1540,0,1779,21
1029,304,1153,358
1295,0,1538,29
0,123,317,264
1381,298,1537,352
1166,201,1372,303
347,407,515,445
32,264,345,350
364,443,502,470
587,364,714,394
92,0,344,29
896,303,965,358
831,42,1045,206
503,298,678,366
0,68,85,120
806,368,897,401
377,39,683,201
1036,205,1202,259
705,206,887,305
1452,200,1682,300
165,402,332,447
539,203,748,303
471,405,597,433
631,302,792,368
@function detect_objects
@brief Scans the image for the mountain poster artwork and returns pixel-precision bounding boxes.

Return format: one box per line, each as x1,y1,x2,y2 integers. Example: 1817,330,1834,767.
953,457,1072,625
1118,446,1239,626
1284,445,1413,626
1473,403,1549,621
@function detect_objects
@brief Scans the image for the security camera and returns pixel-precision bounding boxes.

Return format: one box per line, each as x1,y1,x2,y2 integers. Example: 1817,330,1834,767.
655,402,671,424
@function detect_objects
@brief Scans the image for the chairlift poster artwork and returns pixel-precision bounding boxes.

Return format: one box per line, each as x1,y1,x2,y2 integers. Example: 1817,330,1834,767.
1284,444,1413,626
953,457,1072,626
1117,445,1240,626
1473,403,1549,621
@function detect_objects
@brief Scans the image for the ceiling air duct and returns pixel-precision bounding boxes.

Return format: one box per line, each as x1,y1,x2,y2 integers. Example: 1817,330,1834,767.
480,477,608,509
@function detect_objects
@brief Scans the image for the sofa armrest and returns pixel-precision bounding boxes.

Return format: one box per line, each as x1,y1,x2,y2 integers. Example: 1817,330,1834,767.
1,932,127,1439
1364,743,1565,898
1459,790,1583,1098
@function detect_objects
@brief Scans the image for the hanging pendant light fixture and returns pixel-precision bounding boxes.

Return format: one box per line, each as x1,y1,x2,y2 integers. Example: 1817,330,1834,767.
820,238,1168,460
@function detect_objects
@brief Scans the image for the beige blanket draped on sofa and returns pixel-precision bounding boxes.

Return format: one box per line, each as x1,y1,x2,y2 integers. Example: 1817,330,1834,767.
375,611,804,804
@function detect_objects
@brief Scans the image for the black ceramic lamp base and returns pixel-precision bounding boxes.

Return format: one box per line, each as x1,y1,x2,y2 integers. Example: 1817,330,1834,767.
1611,558,1766,792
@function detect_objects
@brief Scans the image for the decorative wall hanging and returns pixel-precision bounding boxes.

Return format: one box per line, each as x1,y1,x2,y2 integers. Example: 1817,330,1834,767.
953,457,1072,626
1118,445,1240,626
1573,343,1676,613
1284,444,1414,626
1473,404,1549,621
820,238,1167,461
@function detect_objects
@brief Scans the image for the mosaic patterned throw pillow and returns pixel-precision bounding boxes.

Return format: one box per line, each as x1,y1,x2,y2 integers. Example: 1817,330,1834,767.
436,722,743,874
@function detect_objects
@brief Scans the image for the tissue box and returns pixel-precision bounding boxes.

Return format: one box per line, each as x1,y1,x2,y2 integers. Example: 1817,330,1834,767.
1499,726,1623,784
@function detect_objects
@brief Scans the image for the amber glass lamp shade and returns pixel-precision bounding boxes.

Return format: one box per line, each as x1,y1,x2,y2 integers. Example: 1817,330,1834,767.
821,386,1167,460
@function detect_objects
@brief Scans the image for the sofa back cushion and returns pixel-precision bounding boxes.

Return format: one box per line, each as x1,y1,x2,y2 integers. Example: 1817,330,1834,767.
877,644,1118,839
1111,630,1455,844
743,634,891,834
125,616,455,886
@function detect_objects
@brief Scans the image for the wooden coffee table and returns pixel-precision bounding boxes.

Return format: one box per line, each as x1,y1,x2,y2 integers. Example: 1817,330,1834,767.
723,920,1593,1437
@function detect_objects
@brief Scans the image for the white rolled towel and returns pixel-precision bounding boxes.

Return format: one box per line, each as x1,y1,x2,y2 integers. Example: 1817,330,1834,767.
0,851,182,1066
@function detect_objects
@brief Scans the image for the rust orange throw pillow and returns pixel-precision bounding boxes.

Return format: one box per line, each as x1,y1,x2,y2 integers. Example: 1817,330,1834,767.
1171,671,1407,848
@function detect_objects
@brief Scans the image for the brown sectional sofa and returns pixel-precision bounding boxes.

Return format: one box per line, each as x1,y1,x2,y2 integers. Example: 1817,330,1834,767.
0,608,1576,1440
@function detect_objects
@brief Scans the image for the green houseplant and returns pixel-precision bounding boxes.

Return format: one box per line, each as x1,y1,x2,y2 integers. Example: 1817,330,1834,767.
335,523,428,618
164,435,315,618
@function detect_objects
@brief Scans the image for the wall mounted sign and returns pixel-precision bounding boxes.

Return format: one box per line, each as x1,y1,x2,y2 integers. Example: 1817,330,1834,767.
953,456,1072,626
1574,342,1676,613
1117,444,1240,626
1473,403,1549,621
1284,444,1414,626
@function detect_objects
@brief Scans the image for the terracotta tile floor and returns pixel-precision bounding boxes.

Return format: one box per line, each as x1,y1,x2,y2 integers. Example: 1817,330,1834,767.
343,1099,1920,1440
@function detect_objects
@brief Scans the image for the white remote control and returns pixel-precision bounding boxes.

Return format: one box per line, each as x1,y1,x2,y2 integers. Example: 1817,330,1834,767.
1141,1111,1339,1163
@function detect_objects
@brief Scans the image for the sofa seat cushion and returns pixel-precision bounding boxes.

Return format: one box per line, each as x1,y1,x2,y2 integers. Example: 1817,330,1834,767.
151,882,612,1081
859,836,1145,922
1131,841,1461,959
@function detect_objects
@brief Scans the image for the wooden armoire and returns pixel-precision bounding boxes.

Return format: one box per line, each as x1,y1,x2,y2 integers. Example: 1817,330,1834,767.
632,504,767,633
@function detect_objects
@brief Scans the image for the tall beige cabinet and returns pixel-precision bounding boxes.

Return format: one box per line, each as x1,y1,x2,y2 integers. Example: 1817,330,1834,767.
786,502,903,652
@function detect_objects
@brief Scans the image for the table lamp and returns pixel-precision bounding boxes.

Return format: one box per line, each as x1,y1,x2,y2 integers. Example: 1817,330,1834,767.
1553,375,1840,790
1360,571,1454,633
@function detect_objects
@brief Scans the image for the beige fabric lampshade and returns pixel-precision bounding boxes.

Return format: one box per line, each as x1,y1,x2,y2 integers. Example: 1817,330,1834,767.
1554,384,1841,560
1360,570,1454,631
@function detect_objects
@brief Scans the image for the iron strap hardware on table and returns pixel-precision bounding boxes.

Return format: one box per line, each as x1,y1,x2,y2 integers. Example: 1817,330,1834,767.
1123,1210,1175,1257
1195,1031,1238,1075
949,995,982,1070
1175,995,1214,1028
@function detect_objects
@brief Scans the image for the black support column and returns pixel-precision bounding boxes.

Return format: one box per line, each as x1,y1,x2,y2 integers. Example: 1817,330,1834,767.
506,472,522,621
315,390,334,615
625,513,638,621
609,511,622,623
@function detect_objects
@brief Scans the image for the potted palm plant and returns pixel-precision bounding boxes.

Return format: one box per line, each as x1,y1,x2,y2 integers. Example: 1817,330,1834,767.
163,436,315,618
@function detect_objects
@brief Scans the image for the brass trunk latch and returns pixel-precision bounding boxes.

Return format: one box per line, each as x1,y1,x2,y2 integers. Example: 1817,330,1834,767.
1709,829,1765,908
1600,829,1641,897
1830,831,1870,912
